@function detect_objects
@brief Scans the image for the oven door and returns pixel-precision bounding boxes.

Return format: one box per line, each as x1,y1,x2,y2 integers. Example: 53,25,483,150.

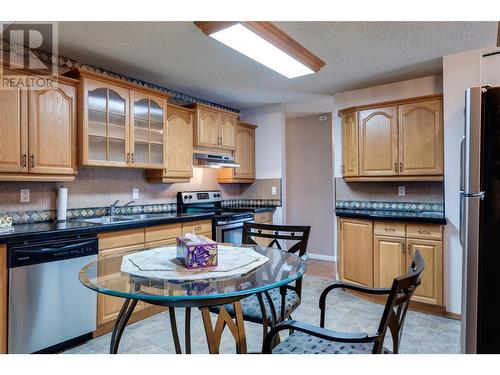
216,219,253,244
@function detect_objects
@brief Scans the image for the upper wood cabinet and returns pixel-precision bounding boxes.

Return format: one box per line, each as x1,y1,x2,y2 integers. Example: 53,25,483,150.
146,104,194,183
65,68,170,170
399,100,443,176
358,106,398,176
0,68,78,181
190,103,238,151
338,218,373,288
130,92,167,169
340,112,358,177
218,121,257,183
339,95,443,182
0,84,28,174
28,82,77,175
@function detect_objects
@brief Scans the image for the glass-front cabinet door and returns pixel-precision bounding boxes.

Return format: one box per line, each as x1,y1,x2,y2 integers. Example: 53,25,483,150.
84,79,130,166
130,92,167,169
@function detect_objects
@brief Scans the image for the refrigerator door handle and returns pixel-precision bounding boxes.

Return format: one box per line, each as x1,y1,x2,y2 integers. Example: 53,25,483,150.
460,136,466,192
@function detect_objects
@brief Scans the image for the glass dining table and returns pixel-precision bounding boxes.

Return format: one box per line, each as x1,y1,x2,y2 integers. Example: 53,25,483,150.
79,244,307,354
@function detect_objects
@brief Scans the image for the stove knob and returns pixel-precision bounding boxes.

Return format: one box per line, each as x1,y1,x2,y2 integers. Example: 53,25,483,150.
184,195,189,200
188,195,193,199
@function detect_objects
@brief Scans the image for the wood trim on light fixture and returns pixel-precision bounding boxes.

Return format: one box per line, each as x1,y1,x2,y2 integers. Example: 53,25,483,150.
497,21,500,47
194,21,325,73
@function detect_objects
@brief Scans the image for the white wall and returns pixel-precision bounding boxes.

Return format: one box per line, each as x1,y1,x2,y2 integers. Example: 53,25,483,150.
286,114,335,261
442,50,482,315
240,104,286,224
482,50,500,86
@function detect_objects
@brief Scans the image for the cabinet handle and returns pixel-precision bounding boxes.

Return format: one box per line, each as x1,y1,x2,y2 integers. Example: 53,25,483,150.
399,162,403,172
341,165,345,175
131,153,134,163
394,162,398,173
384,228,396,232
408,243,412,255
401,243,405,253
30,154,35,168
418,230,431,235
22,154,27,168
126,153,130,163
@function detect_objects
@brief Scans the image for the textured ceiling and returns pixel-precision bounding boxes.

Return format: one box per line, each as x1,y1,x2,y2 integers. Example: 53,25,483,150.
57,21,497,110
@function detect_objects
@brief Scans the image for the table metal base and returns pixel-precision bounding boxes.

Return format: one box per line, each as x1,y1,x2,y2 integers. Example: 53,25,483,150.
109,299,247,354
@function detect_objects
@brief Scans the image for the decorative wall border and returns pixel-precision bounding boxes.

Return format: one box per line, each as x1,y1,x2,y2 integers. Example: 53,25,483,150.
0,39,239,114
222,199,282,208
335,200,444,213
2,199,282,224
2,203,177,225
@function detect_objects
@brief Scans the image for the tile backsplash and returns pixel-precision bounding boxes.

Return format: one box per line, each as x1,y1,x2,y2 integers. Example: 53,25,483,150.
335,178,444,204
0,167,282,215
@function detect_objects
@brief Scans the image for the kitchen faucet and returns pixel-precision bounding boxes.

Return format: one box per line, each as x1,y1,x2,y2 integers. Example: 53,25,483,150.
109,200,135,216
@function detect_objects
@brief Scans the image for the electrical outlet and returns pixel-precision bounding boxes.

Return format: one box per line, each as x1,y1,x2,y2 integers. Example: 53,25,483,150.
20,188,30,203
271,186,277,195
132,188,139,200
398,186,406,197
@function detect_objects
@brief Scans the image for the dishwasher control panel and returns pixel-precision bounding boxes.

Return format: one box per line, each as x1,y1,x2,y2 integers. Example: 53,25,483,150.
8,237,98,268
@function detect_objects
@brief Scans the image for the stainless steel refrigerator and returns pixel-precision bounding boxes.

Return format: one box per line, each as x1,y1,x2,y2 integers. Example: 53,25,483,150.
461,86,500,353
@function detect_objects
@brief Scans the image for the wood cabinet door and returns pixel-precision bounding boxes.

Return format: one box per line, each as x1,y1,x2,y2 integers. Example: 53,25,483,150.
28,82,77,174
129,92,167,169
339,218,373,287
234,125,255,179
358,107,398,176
374,235,406,288
0,85,28,173
196,108,219,148
165,106,193,178
97,244,145,326
219,114,236,150
399,99,443,176
341,112,358,176
406,238,443,306
82,79,130,167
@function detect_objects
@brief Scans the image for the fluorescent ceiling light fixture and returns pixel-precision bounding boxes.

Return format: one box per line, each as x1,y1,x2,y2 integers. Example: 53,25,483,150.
210,24,313,79
195,22,325,79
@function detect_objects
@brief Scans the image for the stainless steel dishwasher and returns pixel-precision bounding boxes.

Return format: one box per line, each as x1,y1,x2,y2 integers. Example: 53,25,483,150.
8,236,98,353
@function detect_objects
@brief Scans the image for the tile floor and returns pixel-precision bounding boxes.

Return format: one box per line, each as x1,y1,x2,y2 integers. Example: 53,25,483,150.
64,274,461,354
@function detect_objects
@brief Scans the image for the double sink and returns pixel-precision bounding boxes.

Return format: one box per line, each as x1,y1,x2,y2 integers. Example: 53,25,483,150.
76,213,176,225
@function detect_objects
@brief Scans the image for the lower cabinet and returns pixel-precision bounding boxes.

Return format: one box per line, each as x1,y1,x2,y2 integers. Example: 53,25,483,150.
95,221,212,336
252,211,274,247
1,244,6,354
338,218,373,287
374,235,406,289
339,218,444,311
97,243,147,327
406,238,443,306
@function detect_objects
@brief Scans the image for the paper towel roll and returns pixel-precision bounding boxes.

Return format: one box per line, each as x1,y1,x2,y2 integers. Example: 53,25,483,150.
56,186,68,222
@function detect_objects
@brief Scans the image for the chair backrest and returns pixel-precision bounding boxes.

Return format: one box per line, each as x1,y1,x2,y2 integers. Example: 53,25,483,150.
242,222,311,257
373,250,425,354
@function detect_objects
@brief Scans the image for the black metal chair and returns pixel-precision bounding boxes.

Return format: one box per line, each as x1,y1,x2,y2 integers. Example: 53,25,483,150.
263,250,425,354
210,222,311,345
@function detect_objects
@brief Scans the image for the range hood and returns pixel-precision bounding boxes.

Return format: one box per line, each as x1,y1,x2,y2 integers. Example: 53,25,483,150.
193,153,240,168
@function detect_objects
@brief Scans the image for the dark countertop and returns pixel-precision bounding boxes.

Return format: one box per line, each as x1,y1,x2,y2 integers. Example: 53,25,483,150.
230,207,276,213
0,212,215,244
335,209,446,225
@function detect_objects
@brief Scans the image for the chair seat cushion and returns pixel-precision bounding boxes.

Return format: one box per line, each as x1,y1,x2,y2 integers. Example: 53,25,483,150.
209,288,300,324
273,331,391,354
